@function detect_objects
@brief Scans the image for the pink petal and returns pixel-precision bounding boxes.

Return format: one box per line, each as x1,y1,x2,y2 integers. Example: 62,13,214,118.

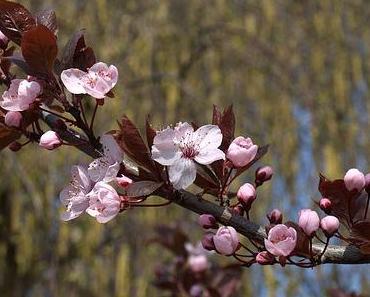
168,158,196,189
195,125,223,150
61,68,87,94
195,148,225,165
152,127,180,166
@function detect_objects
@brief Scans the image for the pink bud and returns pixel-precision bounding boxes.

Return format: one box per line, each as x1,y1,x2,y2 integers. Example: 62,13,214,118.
365,173,370,193
344,168,365,192
226,136,258,168
4,111,22,127
320,216,339,237
298,209,320,236
233,205,244,216
267,209,283,224
39,131,62,150
201,233,215,251
8,141,22,152
237,183,256,209
319,198,332,213
213,226,239,255
255,166,273,186
264,224,297,257
198,214,218,229
116,175,133,188
256,251,275,265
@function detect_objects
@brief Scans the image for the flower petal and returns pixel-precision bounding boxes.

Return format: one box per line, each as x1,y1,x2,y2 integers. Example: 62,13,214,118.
61,68,87,94
152,127,180,166
101,134,123,162
168,158,196,189
195,148,225,165
195,125,223,150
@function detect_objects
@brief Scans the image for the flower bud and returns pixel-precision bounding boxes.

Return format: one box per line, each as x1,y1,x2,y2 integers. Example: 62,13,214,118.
267,209,283,224
233,205,244,216
4,111,22,127
255,251,275,265
226,136,258,167
344,168,365,192
264,224,297,257
8,141,22,152
319,198,332,213
198,214,218,229
365,173,370,193
320,216,339,237
213,226,239,255
39,131,62,150
201,233,215,251
298,209,320,237
0,30,8,49
116,175,133,188
255,166,273,186
237,183,256,209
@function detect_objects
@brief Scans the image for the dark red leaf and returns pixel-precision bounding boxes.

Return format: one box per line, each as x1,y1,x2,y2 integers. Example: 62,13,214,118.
35,9,57,35
318,174,364,228
349,221,370,254
219,105,235,152
116,116,158,174
21,24,58,74
0,123,21,150
145,116,156,149
73,34,96,71
212,104,222,125
0,0,36,45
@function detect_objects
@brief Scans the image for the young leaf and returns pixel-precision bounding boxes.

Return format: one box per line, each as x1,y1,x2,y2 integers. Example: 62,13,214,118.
73,34,96,71
145,116,156,149
219,105,235,152
349,221,370,254
117,116,157,173
35,9,58,35
0,0,36,45
126,181,163,197
21,24,58,74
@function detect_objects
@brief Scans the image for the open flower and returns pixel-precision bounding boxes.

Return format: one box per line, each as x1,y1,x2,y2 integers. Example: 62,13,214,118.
264,224,297,257
0,79,41,111
151,122,225,189
86,182,121,223
61,62,118,99
60,165,93,221
88,134,123,182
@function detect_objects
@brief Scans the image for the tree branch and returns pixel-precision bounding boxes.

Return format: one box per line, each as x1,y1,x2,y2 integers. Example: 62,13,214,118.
42,113,370,265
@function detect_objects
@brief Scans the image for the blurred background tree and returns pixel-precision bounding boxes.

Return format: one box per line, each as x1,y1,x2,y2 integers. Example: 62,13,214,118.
0,0,369,296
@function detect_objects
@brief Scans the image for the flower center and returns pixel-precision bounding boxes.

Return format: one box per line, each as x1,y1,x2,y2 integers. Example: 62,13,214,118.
180,144,199,159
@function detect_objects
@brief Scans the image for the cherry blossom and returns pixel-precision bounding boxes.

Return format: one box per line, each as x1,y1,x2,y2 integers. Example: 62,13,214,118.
213,226,239,255
226,136,258,167
86,182,121,223
151,122,225,189
0,79,41,111
39,131,62,150
61,62,118,99
264,224,297,257
60,165,93,221
88,134,123,182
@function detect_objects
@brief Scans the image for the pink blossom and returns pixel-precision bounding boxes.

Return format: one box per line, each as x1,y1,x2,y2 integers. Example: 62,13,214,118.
264,224,297,257
0,79,41,111
61,62,118,99
4,111,22,127
255,166,273,185
320,216,340,237
152,122,225,189
88,134,123,182
185,242,209,273
86,182,121,223
39,131,62,150
226,136,258,167
344,168,365,192
198,214,217,229
213,226,239,255
237,183,256,207
255,251,275,265
298,209,320,236
116,175,133,188
60,165,93,221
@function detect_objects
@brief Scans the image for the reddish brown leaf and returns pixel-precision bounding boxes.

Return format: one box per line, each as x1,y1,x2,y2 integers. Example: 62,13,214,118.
117,116,158,174
318,174,364,228
218,105,235,152
145,116,156,149
35,9,57,35
212,104,222,125
21,24,58,74
73,34,96,71
0,123,21,150
0,0,36,45
349,221,370,254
